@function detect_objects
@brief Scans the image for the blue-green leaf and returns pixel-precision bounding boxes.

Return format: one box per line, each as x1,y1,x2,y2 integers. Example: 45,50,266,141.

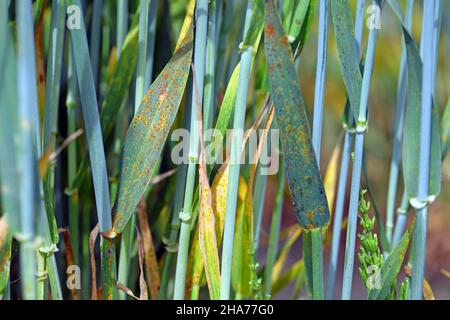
264,0,329,229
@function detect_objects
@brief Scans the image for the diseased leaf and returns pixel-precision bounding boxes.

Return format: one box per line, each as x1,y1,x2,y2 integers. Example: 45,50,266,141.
265,0,330,230
110,26,194,235
402,30,441,203
368,222,414,300
34,0,46,121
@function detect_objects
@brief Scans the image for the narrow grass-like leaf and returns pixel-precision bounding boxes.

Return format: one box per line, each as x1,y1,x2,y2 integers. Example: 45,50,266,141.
0,8,21,235
441,98,450,159
264,158,286,298
283,0,310,43
265,0,330,230
272,259,304,296
110,26,194,235
368,223,414,300
68,0,112,233
402,30,442,203
272,226,302,282
331,0,362,119
323,134,342,218
198,156,222,300
175,0,195,51
68,0,117,299
0,234,12,299
71,27,139,190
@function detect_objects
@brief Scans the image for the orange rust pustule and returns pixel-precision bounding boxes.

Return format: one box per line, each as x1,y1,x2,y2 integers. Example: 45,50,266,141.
266,23,275,37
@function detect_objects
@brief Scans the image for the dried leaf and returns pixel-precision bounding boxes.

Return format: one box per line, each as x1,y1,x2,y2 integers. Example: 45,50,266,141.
135,227,149,300
137,198,160,299
195,64,221,300
59,228,79,300
89,225,100,300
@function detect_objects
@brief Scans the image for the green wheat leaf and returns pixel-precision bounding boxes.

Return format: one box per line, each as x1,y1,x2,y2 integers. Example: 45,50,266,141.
368,222,414,300
331,0,362,120
402,30,441,203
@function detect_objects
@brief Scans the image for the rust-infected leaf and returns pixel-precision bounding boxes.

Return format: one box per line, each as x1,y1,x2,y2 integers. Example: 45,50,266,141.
34,0,46,121
109,26,194,236
264,0,330,230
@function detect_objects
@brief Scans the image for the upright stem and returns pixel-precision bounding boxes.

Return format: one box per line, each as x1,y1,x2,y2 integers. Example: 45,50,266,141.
220,0,254,299
116,0,132,300
341,0,380,300
173,0,209,299
386,0,414,245
215,0,233,94
159,83,191,299
326,0,365,299
16,0,40,300
306,0,330,301
203,0,218,130
392,191,409,247
411,0,436,300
